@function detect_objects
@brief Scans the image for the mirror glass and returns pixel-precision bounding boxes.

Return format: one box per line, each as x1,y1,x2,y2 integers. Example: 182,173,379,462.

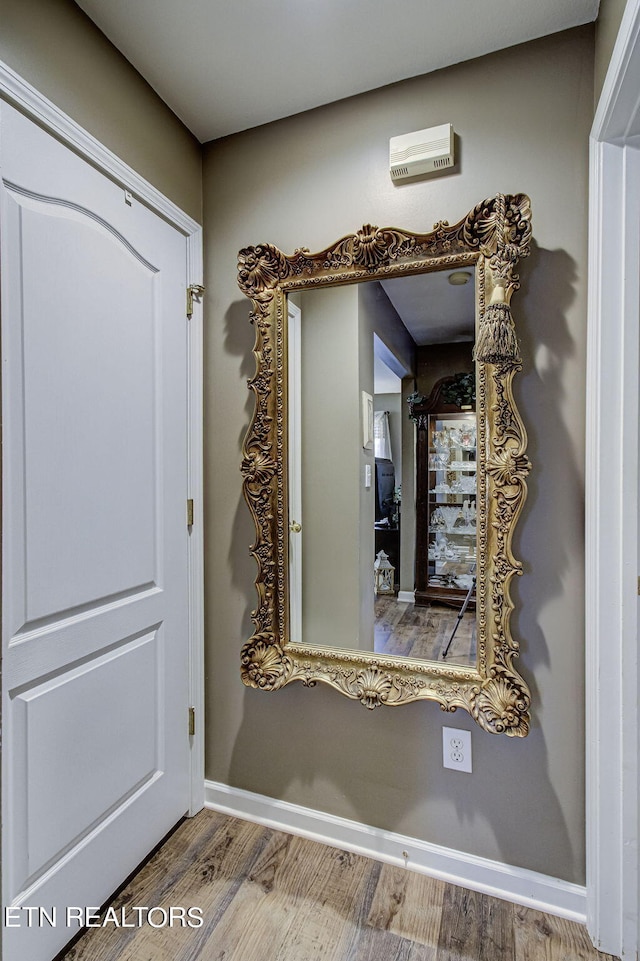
288,268,477,668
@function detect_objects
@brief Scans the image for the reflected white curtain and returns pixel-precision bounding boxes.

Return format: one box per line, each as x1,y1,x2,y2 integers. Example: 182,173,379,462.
374,410,392,461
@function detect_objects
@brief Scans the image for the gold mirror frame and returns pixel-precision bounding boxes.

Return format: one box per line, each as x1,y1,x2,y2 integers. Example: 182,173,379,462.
237,193,532,736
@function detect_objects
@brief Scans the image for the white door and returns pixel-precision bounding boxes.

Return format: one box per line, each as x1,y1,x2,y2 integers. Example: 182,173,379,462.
1,102,192,961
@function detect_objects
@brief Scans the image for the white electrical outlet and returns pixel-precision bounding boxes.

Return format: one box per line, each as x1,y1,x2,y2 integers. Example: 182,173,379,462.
442,726,472,773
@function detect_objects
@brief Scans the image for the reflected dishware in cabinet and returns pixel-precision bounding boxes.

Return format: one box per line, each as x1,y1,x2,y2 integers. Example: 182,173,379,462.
423,412,477,608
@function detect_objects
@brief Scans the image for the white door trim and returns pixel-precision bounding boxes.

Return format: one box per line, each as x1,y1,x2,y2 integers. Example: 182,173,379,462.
587,2,640,956
0,60,205,815
287,301,302,643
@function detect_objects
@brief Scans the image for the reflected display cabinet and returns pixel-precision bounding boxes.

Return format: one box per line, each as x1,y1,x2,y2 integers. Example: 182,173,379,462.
410,375,477,609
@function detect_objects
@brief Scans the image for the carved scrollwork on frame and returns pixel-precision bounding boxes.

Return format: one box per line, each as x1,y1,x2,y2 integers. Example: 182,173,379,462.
238,194,532,736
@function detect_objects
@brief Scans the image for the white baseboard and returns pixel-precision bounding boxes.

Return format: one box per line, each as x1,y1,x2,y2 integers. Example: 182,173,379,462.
397,590,415,603
204,780,586,924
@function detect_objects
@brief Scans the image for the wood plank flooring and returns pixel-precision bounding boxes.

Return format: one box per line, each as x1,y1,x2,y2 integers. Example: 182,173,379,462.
374,596,476,666
58,811,616,961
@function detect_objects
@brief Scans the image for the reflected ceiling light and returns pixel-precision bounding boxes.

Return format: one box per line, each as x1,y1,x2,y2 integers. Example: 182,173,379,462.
448,271,472,286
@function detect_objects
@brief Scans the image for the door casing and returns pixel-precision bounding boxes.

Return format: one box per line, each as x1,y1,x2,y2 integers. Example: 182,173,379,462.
587,1,640,956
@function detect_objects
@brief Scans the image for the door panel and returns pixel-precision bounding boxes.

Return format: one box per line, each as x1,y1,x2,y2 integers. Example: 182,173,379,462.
1,102,192,961
12,629,161,889
10,192,158,627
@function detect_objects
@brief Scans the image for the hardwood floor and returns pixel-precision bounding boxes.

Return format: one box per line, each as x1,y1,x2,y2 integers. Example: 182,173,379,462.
374,596,476,666
59,811,616,961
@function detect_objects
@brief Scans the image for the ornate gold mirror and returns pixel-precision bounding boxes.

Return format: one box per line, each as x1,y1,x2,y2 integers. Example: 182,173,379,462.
238,194,532,736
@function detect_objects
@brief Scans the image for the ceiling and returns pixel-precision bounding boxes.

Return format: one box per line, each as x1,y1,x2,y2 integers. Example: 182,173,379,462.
373,269,475,392
381,271,475,347
75,0,599,143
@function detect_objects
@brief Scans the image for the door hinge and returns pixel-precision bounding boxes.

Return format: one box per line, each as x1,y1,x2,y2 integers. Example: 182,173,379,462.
188,706,196,737
186,284,205,319
187,498,194,527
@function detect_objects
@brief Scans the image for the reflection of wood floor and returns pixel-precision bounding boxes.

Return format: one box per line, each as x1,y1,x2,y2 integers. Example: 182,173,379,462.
60,810,616,961
374,595,476,666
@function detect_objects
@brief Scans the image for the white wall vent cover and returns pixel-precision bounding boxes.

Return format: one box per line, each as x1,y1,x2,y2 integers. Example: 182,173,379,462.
389,123,454,181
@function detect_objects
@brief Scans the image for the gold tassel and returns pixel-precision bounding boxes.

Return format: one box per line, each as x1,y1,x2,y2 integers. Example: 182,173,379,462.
474,285,520,365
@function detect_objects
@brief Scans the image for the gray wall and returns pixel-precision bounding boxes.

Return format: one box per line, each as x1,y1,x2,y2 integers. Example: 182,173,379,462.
361,281,416,379
417,342,474,398
357,294,376,649
299,286,366,650
0,0,202,223
203,25,594,885
594,0,628,103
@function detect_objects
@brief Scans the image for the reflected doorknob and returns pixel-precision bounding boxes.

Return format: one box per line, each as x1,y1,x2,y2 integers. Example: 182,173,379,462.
290,520,302,533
